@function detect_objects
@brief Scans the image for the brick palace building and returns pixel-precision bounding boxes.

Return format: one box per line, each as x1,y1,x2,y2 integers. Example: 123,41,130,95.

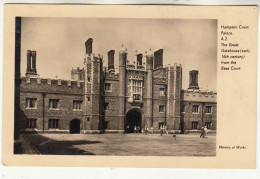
17,38,217,134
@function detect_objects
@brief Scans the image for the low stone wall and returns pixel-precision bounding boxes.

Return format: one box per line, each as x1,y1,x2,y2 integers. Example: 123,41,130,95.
185,130,216,134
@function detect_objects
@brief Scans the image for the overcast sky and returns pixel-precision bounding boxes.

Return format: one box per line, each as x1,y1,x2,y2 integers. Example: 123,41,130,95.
21,18,217,91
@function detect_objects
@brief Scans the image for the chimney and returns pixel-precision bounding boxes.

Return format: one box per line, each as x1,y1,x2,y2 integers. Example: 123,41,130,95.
26,50,31,74
137,54,143,66
85,38,93,55
108,50,115,72
26,50,38,76
146,50,153,70
188,70,199,89
31,51,37,74
154,49,163,69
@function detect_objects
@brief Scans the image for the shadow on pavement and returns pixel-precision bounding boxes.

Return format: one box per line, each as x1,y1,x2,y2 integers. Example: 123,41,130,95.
22,134,100,155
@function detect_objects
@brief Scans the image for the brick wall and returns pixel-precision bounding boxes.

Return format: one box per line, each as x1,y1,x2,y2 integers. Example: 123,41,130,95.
18,64,217,133
181,91,217,131
19,77,83,133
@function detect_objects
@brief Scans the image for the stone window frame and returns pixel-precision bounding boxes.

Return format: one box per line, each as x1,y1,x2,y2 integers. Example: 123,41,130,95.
105,83,112,92
159,122,165,129
133,94,141,100
159,105,165,113
26,118,37,129
192,105,199,114
49,99,60,110
73,100,83,111
191,121,199,130
159,88,165,96
25,98,37,109
48,119,59,129
205,106,212,114
205,122,212,129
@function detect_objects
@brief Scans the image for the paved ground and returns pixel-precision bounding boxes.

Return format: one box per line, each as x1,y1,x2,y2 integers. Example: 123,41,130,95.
20,133,216,156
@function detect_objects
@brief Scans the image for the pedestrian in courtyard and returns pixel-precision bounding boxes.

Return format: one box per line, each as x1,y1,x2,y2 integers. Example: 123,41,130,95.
124,125,129,134
137,126,140,134
144,125,148,135
200,126,204,138
203,126,208,138
150,127,154,134
165,125,168,134
160,125,163,136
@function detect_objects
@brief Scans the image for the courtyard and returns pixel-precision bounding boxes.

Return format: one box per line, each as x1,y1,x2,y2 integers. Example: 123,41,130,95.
19,133,216,156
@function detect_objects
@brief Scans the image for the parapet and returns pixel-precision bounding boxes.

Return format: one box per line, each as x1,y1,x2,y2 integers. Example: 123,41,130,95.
105,71,119,80
21,76,84,94
166,64,182,71
182,89,217,103
84,53,103,63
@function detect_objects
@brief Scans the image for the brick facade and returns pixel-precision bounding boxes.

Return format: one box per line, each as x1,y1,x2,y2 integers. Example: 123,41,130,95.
18,38,217,134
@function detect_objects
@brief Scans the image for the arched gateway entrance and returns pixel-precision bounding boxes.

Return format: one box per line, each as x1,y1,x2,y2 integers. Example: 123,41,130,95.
125,109,142,133
70,119,81,134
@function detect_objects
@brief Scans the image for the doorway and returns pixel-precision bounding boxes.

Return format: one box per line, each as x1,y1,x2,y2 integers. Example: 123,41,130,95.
125,109,142,133
70,119,81,134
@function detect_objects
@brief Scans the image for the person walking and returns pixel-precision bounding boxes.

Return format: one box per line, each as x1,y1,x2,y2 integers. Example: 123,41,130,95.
200,126,204,138
150,127,154,134
165,125,168,134
137,126,140,134
144,125,148,135
124,125,129,134
134,126,137,134
160,125,163,136
203,126,208,138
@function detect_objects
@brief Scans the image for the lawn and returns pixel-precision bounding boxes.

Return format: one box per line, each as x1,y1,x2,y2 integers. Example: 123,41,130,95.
21,133,216,156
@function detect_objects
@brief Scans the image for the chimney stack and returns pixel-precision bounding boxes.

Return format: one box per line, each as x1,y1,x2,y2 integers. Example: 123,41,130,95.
26,50,37,76
85,38,93,55
31,51,37,74
154,49,163,69
137,54,143,66
108,50,115,72
188,70,199,89
26,50,31,74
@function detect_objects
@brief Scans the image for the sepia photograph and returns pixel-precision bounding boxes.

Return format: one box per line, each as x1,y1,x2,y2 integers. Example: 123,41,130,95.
1,3,258,172
14,17,217,156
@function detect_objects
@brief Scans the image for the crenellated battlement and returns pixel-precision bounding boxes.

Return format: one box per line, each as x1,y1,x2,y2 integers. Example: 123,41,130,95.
153,77,167,84
105,71,119,80
126,64,146,71
84,53,103,63
166,63,182,71
22,76,84,88
182,89,217,102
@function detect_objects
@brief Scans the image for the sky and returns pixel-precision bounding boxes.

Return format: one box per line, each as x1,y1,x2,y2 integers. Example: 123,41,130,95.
21,18,217,91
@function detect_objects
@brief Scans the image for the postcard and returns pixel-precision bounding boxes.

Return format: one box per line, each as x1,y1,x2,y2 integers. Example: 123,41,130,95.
2,5,257,168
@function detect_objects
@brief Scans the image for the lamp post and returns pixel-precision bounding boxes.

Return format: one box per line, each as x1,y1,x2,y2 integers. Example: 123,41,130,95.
42,92,46,133
201,102,205,128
